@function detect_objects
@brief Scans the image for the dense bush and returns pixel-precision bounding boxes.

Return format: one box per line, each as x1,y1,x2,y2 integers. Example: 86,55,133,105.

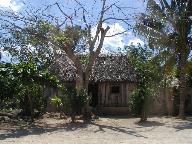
0,61,59,120
51,85,90,122
131,87,153,117
127,45,161,122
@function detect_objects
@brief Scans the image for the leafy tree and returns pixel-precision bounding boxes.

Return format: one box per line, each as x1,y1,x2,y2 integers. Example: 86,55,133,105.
127,45,161,122
0,63,20,111
0,60,59,121
0,0,130,118
135,0,192,119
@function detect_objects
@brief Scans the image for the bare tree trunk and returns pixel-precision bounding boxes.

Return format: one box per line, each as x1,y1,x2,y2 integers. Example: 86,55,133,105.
140,96,147,122
141,110,147,122
27,92,34,122
163,71,169,115
82,73,92,120
178,48,187,119
75,71,92,120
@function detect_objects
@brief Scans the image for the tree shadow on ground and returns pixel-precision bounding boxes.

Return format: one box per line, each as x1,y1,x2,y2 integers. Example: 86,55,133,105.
160,116,192,131
174,122,192,131
0,119,148,140
136,121,165,127
90,122,147,138
0,121,88,140
172,117,192,131
185,117,192,122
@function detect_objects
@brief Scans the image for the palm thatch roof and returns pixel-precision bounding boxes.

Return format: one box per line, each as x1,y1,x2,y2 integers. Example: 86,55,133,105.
91,55,136,82
49,54,137,83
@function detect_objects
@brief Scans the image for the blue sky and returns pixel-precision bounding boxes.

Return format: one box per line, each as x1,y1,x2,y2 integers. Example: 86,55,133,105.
0,0,146,59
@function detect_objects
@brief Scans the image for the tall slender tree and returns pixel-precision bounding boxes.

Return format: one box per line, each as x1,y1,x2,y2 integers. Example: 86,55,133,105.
135,0,192,118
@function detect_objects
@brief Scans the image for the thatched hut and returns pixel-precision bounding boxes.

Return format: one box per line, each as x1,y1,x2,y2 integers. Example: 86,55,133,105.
47,54,192,115
49,55,137,114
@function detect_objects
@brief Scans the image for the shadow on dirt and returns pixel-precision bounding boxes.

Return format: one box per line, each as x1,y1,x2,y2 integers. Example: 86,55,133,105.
90,122,147,138
136,121,165,127
2,116,192,140
0,119,147,140
0,121,90,140
172,117,192,131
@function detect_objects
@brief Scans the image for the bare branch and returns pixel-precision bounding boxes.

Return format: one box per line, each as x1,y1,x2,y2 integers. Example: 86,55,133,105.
114,4,131,18
102,17,131,26
86,26,110,73
91,0,107,50
103,0,119,13
74,0,88,13
105,30,130,37
55,2,73,26
82,10,89,28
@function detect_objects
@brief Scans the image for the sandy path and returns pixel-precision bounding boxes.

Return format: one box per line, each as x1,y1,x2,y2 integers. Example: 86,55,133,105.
0,116,192,144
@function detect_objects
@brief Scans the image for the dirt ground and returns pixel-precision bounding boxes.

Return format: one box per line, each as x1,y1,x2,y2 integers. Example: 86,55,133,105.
0,114,192,144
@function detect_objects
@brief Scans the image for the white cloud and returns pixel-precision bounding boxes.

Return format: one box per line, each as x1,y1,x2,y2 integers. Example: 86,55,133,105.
91,23,131,53
128,38,144,46
0,0,23,11
0,48,12,62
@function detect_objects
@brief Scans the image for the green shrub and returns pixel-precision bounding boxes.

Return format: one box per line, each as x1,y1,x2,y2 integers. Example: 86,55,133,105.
131,87,153,117
53,85,90,122
51,95,63,107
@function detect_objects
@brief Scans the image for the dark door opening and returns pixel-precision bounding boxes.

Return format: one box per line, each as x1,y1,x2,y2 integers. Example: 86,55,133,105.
88,83,98,107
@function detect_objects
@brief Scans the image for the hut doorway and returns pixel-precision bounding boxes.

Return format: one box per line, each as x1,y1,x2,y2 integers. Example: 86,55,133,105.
89,83,98,107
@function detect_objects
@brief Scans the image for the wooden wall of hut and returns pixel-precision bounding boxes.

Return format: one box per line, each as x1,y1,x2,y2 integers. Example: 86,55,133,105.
98,82,136,107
